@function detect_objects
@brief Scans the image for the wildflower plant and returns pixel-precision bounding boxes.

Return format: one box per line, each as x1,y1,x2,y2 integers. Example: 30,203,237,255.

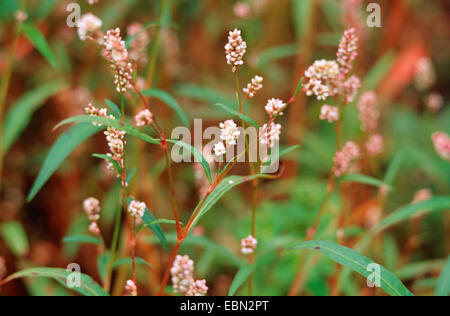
0,1,448,299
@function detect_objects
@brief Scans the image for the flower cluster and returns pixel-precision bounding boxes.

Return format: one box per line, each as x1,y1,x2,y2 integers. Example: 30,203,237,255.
124,280,137,296
260,123,281,149
425,92,443,113
225,29,247,72
77,13,103,42
186,280,209,296
128,200,146,219
102,28,134,93
265,98,286,116
241,235,258,255
319,105,339,123
135,109,153,127
83,197,101,235
87,0,99,4
365,134,384,156
414,57,436,91
303,29,360,102
336,28,358,80
85,104,126,178
432,131,450,161
127,23,151,66
171,255,208,296
333,141,360,177
343,75,361,103
14,10,27,22
358,91,379,133
214,120,241,157
304,60,339,101
243,75,263,98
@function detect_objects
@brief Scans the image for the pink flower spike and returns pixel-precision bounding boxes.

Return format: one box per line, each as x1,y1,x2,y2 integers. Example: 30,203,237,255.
337,28,358,80
432,131,450,161
319,105,339,123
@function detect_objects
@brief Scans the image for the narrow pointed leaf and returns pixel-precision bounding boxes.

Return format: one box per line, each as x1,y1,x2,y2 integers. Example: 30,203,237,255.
214,103,259,128
27,123,101,202
373,196,450,233
339,174,393,190
54,115,160,145
228,264,254,296
2,80,68,155
1,268,109,296
62,235,102,245
292,240,414,296
435,256,450,296
141,89,190,127
20,23,56,67
166,139,212,183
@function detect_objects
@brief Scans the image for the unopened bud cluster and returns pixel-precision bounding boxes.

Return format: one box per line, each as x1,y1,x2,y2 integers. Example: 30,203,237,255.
102,28,134,93
241,235,258,255
128,200,146,219
225,29,247,72
83,197,101,235
124,279,137,296
171,255,208,296
214,120,241,157
243,76,263,98
333,141,360,177
432,131,450,162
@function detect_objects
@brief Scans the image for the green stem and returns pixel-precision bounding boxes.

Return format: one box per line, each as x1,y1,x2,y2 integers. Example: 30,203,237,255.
146,0,169,88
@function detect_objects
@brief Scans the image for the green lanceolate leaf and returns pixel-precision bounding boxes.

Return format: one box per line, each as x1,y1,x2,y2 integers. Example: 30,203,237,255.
339,174,393,190
166,139,212,183
435,256,450,296
189,174,275,231
2,80,68,155
175,84,234,106
363,51,395,91
27,123,102,202
62,235,102,245
0,221,29,257
1,268,108,296
54,115,161,145
293,77,304,97
373,196,450,233
112,257,154,270
261,145,301,173
127,198,168,253
228,264,254,296
104,99,121,119
214,103,259,128
92,153,122,175
141,89,190,127
292,240,414,296
20,23,56,67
